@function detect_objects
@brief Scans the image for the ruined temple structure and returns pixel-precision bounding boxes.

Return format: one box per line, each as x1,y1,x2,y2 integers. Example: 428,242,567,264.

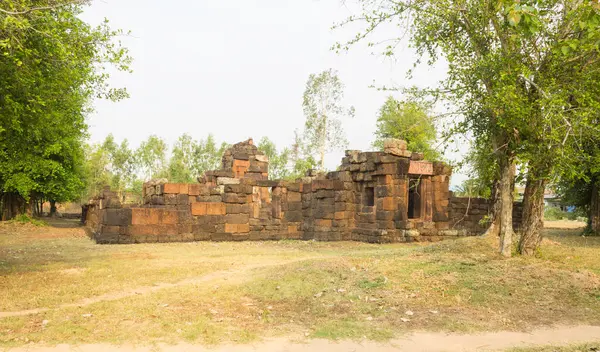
84,138,522,244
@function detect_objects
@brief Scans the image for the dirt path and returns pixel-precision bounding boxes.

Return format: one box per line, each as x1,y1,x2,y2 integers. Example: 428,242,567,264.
4,325,600,351
0,257,317,319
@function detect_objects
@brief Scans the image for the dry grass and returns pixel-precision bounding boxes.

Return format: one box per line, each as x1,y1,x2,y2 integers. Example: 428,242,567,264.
1,221,599,347
510,343,600,352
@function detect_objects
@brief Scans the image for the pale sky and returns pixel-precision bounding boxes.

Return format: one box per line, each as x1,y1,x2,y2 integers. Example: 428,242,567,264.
81,0,468,186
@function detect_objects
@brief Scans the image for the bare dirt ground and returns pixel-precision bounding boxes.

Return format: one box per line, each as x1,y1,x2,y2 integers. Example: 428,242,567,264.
1,219,599,351
543,220,587,229
4,326,600,352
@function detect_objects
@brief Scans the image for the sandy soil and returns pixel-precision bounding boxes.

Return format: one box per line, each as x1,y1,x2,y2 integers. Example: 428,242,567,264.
0,257,318,319
5,325,600,352
544,220,587,229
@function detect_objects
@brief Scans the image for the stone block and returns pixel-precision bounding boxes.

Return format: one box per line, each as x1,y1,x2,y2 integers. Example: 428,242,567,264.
177,193,189,205
131,208,159,225
287,224,299,234
334,191,353,203
150,195,165,205
225,214,249,224
375,185,392,198
102,208,132,226
197,195,223,202
188,184,200,196
288,192,302,203
224,184,253,194
285,211,303,222
207,202,226,215
255,154,269,162
314,219,332,228
382,197,395,211
217,177,240,185
223,193,250,204
163,183,180,194
165,194,178,205
312,179,334,191
159,210,179,225
315,190,334,199
224,223,250,233
248,161,268,173
376,211,394,221
332,219,349,227
287,202,302,211
127,224,156,236
226,204,250,214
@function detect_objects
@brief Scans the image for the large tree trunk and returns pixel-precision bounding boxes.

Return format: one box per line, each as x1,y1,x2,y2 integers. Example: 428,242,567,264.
50,200,57,217
0,193,26,220
484,179,501,237
519,166,548,256
498,154,515,257
591,182,599,236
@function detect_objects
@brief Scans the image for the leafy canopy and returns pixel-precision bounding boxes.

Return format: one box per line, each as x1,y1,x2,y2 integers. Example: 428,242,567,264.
373,96,440,160
0,0,131,206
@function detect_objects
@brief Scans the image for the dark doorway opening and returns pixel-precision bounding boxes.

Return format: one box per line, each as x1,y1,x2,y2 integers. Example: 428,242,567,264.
408,178,421,219
363,187,375,207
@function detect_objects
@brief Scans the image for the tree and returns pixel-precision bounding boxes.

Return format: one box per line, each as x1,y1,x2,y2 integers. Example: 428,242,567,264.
191,134,229,177
168,134,196,183
555,127,600,235
257,137,291,180
136,136,168,181
83,143,111,201
82,135,143,204
0,1,131,219
290,130,318,179
454,178,492,199
373,96,440,160
336,0,600,256
102,135,137,195
302,69,354,171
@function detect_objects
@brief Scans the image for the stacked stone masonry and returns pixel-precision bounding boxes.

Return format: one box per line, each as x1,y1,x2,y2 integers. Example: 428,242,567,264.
84,138,523,244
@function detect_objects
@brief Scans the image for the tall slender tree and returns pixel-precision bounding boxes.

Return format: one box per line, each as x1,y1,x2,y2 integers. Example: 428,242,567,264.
302,69,354,171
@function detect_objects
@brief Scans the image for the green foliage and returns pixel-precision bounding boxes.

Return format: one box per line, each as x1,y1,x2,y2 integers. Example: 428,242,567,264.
83,135,139,201
290,130,317,179
167,134,229,183
102,135,137,193
191,134,229,178
136,135,168,181
544,207,567,221
373,96,439,160
257,137,291,180
10,214,46,227
336,0,600,254
543,207,587,222
454,178,491,199
302,69,354,170
167,134,196,183
0,1,131,216
257,136,317,181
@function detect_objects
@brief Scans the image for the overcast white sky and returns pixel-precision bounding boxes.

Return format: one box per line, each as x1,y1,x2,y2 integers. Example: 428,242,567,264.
81,0,468,186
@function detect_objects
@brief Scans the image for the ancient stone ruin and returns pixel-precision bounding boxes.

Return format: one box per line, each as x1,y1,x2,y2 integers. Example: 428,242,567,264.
84,138,522,244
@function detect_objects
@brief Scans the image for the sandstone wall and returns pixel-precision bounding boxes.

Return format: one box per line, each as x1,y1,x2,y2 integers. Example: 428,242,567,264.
449,196,523,234
84,138,522,245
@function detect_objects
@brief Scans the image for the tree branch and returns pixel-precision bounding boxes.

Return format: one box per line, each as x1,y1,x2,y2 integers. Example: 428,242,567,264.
0,1,86,16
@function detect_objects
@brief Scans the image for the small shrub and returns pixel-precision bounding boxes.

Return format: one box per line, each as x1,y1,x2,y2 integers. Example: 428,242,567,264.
544,207,565,221
11,214,47,226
